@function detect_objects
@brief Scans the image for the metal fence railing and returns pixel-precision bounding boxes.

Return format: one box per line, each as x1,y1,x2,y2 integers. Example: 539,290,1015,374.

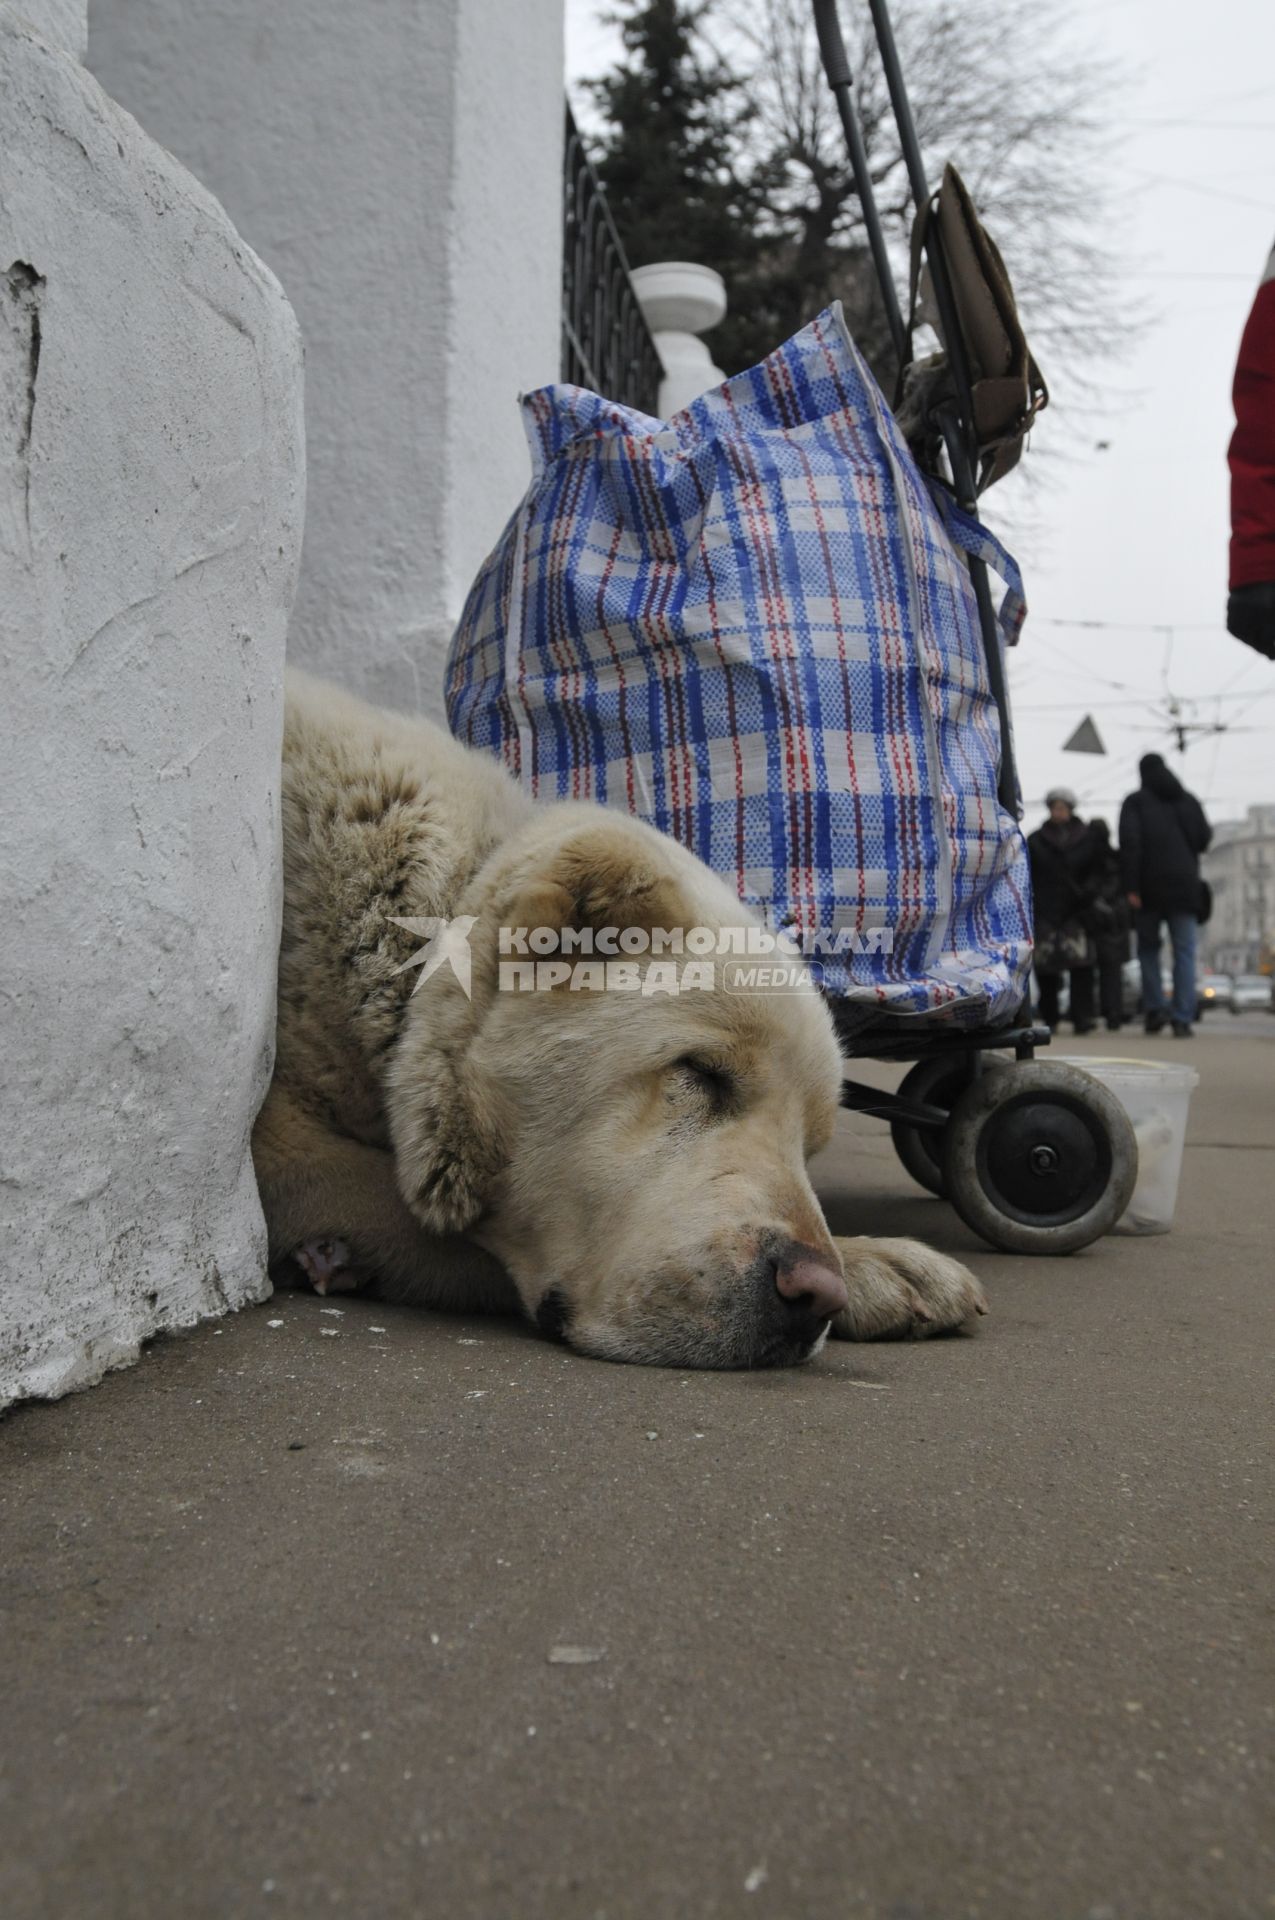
561,107,663,415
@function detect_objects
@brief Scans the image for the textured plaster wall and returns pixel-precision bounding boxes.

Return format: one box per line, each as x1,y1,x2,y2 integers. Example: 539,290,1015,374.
0,4,305,1408
90,0,565,722
13,0,83,56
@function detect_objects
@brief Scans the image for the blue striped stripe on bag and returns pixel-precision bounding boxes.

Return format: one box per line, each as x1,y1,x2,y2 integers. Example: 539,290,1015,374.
446,303,1033,1025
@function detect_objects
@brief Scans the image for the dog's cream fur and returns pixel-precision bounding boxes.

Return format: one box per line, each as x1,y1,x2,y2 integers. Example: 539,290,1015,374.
252,671,986,1367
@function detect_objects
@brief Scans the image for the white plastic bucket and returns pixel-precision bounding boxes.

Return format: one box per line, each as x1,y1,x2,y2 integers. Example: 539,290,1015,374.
1056,1057,1198,1235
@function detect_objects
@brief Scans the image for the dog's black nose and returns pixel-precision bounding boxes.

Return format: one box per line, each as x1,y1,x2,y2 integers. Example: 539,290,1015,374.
774,1251,848,1322
755,1244,849,1362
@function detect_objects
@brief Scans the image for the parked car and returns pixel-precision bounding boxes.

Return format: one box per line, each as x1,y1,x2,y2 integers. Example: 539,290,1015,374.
1229,973,1271,1013
1196,972,1233,1016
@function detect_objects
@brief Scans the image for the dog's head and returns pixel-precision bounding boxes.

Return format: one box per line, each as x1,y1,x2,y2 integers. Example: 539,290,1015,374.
386,809,847,1368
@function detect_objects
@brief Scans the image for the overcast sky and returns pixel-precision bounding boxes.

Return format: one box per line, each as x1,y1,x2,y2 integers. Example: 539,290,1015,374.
564,0,1275,830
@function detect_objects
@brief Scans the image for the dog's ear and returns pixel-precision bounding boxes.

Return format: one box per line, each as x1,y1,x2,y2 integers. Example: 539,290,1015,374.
504,824,687,952
385,961,507,1235
385,819,686,1234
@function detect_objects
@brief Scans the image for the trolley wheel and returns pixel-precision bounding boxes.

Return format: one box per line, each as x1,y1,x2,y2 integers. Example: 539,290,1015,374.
941,1061,1137,1256
889,1055,979,1197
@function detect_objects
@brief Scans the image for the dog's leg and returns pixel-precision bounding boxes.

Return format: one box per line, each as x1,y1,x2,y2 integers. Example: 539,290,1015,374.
828,1235,988,1341
251,1081,519,1314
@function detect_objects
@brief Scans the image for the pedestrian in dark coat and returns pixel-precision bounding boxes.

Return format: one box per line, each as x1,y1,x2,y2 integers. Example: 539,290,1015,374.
1119,755,1212,1036
1028,787,1100,1033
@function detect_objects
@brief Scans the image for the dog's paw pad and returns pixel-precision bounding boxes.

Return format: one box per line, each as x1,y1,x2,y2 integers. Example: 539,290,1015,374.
292,1238,359,1296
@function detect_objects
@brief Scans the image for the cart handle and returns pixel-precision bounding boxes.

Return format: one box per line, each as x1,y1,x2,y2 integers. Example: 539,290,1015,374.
811,0,908,366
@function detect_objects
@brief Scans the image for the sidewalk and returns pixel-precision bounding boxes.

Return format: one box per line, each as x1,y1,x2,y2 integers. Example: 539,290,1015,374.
3,1027,1272,1919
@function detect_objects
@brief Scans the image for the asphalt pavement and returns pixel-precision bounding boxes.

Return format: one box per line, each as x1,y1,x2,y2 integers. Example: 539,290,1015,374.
2,1023,1272,1920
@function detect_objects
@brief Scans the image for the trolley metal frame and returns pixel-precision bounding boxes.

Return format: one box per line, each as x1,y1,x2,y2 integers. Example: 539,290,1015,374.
812,0,1045,1144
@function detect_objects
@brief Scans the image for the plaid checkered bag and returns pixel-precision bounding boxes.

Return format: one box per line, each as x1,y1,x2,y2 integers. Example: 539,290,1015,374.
446,304,1032,1024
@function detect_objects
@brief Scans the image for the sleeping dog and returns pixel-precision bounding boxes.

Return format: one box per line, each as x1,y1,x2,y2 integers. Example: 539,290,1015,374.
252,672,986,1367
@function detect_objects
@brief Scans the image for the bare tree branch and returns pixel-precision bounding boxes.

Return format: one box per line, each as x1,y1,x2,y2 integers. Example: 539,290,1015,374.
703,0,1144,420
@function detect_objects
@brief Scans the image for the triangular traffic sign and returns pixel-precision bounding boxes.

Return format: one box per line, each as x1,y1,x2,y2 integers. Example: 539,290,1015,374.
1062,714,1106,754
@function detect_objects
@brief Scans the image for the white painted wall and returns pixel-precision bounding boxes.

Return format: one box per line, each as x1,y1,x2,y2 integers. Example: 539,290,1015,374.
0,2,304,1408
90,0,566,722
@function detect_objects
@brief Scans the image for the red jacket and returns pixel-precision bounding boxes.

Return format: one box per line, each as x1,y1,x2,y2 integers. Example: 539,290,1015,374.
1230,239,1275,590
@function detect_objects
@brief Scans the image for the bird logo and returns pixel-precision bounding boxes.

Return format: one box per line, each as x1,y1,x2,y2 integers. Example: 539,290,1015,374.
388,916,477,999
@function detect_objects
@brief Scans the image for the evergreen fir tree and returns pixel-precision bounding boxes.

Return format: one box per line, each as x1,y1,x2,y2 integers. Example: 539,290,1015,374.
583,0,887,379
585,2,760,311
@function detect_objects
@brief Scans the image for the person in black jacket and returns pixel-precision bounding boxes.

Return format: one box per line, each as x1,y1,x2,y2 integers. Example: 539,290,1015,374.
1119,754,1212,1036
1028,788,1101,1033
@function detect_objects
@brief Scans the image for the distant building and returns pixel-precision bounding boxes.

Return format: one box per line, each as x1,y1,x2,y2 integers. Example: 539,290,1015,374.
1201,804,1275,973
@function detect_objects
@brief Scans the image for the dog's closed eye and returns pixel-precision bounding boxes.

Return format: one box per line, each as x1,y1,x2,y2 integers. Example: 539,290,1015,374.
671,1055,738,1111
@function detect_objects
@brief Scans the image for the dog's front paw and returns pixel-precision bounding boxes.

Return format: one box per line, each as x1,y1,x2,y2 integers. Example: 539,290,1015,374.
829,1236,987,1341
289,1237,364,1297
